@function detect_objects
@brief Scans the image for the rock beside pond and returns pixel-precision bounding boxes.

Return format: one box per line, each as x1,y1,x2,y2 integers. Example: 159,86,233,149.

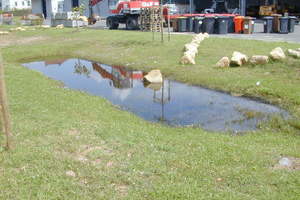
181,53,196,65
216,57,230,67
0,31,9,35
144,70,163,83
287,49,300,58
270,47,286,60
230,51,248,66
249,55,269,65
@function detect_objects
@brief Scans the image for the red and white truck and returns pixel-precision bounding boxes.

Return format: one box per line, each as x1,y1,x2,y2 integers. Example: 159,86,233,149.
107,0,160,30
90,0,160,30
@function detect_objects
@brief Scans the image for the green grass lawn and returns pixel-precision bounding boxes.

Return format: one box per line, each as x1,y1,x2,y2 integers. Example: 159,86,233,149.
0,27,299,199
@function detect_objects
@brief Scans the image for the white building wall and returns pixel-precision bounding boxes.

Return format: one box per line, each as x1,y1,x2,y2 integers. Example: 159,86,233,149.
1,0,32,11
49,0,58,14
31,0,59,18
63,0,71,12
93,0,110,18
32,0,111,18
31,0,42,14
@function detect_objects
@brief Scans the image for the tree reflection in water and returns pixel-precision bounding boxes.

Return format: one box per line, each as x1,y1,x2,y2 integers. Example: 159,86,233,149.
144,80,171,123
74,59,91,77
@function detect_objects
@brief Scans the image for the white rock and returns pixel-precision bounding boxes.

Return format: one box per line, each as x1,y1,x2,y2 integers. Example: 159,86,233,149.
41,25,50,28
296,48,300,52
230,51,248,66
203,32,209,38
279,157,292,167
0,31,9,35
10,27,26,32
66,170,76,177
181,54,195,65
192,33,204,44
193,33,202,40
56,24,64,29
216,57,230,67
184,49,197,58
18,27,26,31
181,33,208,65
191,40,201,47
249,55,269,65
184,43,198,54
287,49,300,58
144,70,163,83
191,39,202,45
269,47,286,60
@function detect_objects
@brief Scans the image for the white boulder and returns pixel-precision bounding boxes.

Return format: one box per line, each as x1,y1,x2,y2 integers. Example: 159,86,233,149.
41,25,50,28
230,51,248,66
203,32,209,38
181,54,196,65
0,31,9,35
180,33,208,65
249,55,269,65
287,49,300,58
192,33,205,44
184,48,197,57
10,27,26,31
66,170,76,177
270,47,286,60
56,24,64,29
216,57,230,67
184,43,198,54
144,70,163,83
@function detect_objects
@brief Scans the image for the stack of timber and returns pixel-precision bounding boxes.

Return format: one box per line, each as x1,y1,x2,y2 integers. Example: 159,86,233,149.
140,7,163,32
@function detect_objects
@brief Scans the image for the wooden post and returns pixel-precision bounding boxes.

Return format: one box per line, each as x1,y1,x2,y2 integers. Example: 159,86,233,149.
167,8,171,41
0,53,12,150
152,8,155,41
160,0,164,43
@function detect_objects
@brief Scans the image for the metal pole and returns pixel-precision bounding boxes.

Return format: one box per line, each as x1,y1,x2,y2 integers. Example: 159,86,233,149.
189,0,193,14
240,0,246,16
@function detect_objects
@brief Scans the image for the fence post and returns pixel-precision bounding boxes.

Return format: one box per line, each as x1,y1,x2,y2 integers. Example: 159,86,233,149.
0,53,13,150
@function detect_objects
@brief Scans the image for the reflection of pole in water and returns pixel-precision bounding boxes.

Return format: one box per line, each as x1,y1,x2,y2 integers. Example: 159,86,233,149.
153,79,171,122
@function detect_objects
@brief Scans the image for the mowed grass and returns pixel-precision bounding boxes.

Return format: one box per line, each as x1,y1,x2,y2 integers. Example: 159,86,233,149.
0,27,299,199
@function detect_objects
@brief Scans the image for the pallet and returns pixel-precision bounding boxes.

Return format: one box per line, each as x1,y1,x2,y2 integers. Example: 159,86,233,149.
140,7,163,32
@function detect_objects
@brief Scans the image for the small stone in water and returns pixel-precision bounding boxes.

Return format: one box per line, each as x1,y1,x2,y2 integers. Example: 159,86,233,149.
279,157,292,167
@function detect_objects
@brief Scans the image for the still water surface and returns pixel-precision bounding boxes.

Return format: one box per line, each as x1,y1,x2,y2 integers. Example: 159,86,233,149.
23,58,288,132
